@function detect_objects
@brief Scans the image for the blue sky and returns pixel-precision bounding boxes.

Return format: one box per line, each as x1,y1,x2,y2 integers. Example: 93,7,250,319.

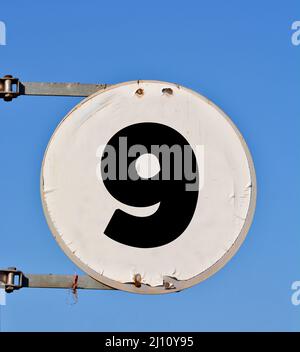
0,1,299,331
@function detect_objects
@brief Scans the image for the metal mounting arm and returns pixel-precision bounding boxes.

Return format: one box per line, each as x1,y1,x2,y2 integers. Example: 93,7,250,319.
0,75,109,101
0,76,117,293
0,76,114,290
0,268,114,293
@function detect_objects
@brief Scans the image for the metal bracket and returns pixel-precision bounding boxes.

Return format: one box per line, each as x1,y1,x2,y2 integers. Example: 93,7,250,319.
0,75,119,294
0,74,109,101
0,268,114,293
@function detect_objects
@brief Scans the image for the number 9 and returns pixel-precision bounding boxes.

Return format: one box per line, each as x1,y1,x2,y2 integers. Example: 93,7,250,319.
101,122,199,248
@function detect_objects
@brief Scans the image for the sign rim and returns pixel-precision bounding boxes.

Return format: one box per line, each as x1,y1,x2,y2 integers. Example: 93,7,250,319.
40,80,257,294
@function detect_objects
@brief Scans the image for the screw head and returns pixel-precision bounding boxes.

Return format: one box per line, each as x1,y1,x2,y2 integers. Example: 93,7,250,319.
5,285,14,293
134,274,142,287
135,88,144,96
162,88,173,95
4,93,13,102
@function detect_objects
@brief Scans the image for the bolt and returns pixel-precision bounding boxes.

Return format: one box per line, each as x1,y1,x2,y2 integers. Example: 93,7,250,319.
162,88,173,96
5,267,17,292
134,274,142,288
164,281,175,290
4,94,13,102
135,88,144,97
5,285,14,293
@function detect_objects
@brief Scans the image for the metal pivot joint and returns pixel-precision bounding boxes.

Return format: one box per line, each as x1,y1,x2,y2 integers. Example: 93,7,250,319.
0,75,20,101
0,268,23,293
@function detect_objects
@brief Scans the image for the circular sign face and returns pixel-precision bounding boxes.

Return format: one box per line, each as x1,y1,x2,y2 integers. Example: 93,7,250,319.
41,81,256,294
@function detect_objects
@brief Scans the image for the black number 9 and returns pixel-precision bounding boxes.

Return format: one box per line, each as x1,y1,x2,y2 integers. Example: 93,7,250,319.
101,122,199,248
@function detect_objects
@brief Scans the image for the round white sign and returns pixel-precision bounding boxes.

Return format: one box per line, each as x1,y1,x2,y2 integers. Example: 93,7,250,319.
41,81,256,294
